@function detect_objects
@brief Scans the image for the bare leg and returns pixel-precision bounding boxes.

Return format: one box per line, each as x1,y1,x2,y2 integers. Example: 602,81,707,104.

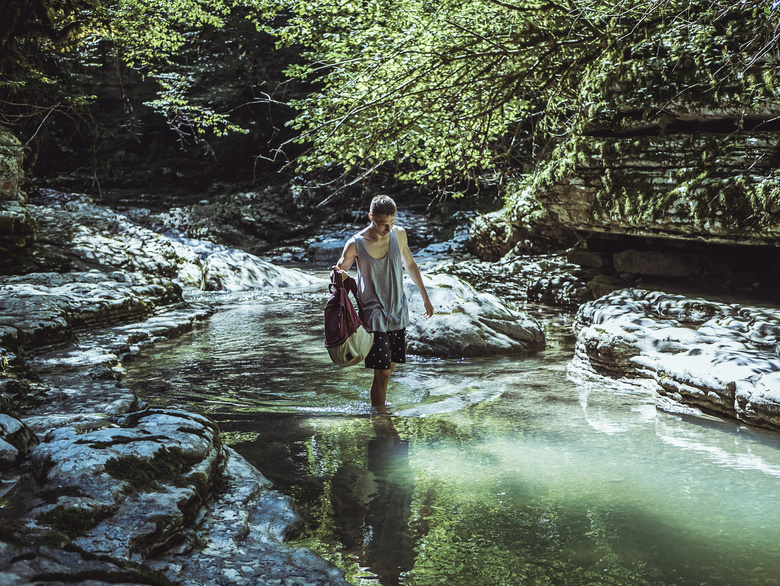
370,362,396,407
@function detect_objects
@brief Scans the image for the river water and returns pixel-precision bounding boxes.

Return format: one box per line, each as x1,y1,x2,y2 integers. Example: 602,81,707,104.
124,277,780,586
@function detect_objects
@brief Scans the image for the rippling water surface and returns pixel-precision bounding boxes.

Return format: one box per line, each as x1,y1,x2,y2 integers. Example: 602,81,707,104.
124,279,780,586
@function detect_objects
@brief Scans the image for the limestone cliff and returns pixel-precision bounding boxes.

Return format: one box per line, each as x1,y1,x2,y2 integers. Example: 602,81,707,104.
470,6,780,295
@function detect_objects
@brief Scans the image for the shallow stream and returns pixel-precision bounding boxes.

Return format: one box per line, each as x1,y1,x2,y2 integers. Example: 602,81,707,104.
124,277,780,586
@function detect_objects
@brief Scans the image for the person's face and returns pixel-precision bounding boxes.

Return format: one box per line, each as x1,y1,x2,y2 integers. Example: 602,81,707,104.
369,213,395,236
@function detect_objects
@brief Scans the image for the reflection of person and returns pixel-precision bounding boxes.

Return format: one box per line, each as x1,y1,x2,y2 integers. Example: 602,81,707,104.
335,195,434,407
366,407,414,584
330,408,415,585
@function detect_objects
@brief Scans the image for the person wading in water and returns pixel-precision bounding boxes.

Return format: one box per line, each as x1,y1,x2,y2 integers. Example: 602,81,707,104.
335,195,434,408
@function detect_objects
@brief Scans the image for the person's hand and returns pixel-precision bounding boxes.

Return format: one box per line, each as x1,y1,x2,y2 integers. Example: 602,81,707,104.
423,298,434,318
332,266,352,281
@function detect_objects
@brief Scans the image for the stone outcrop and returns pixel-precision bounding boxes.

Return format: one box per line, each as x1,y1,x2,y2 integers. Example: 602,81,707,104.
2,409,347,585
570,288,780,431
27,409,225,559
128,183,335,257
204,249,323,291
469,148,780,298
0,271,185,353
0,127,35,252
405,273,545,356
467,190,577,262
433,254,603,308
21,190,205,287
531,133,780,246
467,33,780,298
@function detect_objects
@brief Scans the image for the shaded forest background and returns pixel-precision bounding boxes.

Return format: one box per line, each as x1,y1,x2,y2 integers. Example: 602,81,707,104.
3,0,780,210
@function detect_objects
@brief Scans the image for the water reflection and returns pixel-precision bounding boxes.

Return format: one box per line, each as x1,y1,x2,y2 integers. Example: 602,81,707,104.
123,286,780,586
330,409,414,585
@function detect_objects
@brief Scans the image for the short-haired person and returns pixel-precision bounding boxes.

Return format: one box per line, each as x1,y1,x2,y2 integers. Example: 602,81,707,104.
335,195,434,408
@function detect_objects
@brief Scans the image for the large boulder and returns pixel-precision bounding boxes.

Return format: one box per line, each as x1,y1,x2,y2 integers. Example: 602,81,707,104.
405,273,545,357
570,288,780,430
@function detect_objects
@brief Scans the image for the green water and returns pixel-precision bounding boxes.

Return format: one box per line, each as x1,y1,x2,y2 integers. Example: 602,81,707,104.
124,284,780,586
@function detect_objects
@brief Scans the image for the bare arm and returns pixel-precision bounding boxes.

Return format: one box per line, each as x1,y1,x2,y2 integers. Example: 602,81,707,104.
335,238,358,274
396,228,434,318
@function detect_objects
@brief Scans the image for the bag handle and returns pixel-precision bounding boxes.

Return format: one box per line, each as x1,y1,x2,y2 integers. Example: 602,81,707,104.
329,267,344,293
330,267,370,331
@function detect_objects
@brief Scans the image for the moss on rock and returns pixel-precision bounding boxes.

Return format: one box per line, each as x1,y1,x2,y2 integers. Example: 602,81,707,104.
103,446,191,492
36,505,105,538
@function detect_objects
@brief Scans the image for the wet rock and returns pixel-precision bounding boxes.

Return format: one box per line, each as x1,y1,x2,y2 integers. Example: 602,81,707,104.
11,408,346,585
22,303,213,432
151,448,349,585
439,254,601,308
27,410,222,558
0,541,166,585
0,415,39,468
405,273,545,357
0,271,184,352
19,190,203,286
585,274,627,299
203,249,324,291
570,288,780,431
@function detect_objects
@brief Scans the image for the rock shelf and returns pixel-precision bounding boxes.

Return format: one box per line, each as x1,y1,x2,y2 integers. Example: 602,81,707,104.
570,288,780,431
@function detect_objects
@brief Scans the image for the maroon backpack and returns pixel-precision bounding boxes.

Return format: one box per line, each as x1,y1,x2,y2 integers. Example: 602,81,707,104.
324,270,373,367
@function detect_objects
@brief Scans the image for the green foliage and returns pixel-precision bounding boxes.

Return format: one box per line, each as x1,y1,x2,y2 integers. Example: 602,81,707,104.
0,0,276,140
263,0,780,185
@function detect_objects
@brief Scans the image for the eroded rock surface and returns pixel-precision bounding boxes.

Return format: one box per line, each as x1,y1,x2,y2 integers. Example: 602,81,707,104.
570,288,780,430
0,283,346,585
405,273,545,356
0,414,38,468
23,191,204,287
1,409,346,585
204,249,323,291
434,254,602,308
0,271,185,352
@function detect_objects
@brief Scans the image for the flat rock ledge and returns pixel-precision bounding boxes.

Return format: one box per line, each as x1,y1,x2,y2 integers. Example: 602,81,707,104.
570,288,780,430
0,271,185,352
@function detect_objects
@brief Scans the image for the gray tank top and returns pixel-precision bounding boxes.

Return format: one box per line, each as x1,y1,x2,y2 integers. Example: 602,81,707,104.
355,229,409,332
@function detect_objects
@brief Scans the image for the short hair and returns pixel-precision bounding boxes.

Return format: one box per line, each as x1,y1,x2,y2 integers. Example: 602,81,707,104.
370,195,396,217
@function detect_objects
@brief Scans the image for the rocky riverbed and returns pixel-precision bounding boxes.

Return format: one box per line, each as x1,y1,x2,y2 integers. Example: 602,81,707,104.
1,182,780,584
0,188,547,584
